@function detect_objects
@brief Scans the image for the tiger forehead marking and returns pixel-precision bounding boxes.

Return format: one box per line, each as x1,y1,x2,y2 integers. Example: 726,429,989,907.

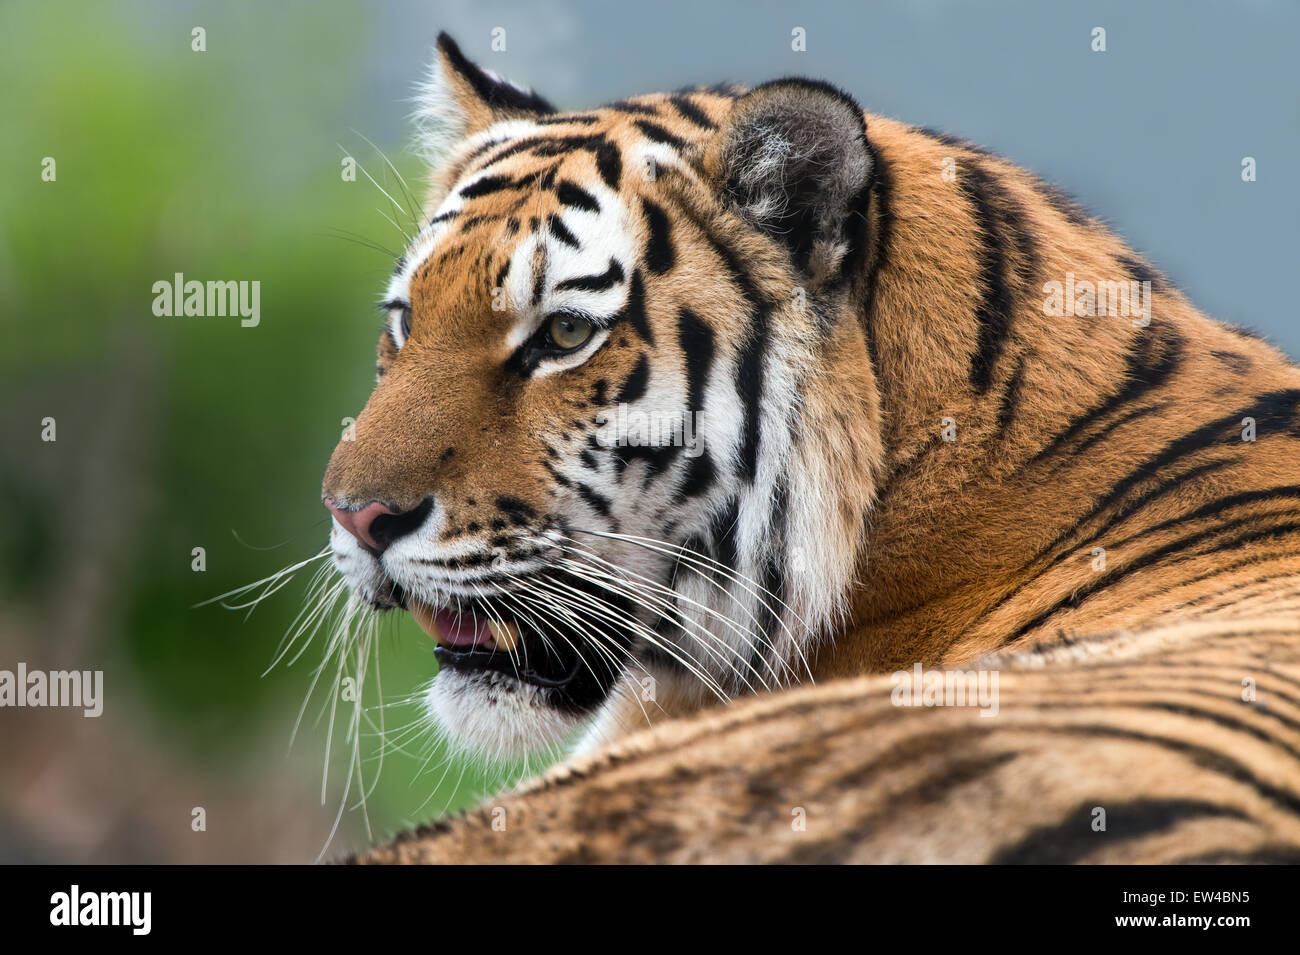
322,28,1300,854
383,108,714,365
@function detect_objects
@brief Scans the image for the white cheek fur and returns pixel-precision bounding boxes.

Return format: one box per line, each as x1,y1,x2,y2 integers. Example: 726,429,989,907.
426,670,587,759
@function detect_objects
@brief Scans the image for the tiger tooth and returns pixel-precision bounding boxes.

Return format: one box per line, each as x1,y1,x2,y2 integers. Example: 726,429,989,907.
408,598,446,645
488,619,520,652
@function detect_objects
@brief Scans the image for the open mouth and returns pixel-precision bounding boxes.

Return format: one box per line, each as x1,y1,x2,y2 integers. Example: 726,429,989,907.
400,574,636,712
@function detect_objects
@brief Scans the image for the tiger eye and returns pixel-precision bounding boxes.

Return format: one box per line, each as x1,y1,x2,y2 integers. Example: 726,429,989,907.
548,313,594,351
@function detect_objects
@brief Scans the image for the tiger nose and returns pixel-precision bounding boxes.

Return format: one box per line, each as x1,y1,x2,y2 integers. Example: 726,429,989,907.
324,497,432,554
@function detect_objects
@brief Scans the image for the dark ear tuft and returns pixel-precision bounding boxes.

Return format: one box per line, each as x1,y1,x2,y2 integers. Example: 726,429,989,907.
414,33,555,162
709,78,872,284
434,33,555,116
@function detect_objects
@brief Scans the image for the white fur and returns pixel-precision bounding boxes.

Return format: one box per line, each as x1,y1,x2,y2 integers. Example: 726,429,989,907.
333,91,870,758
411,55,467,166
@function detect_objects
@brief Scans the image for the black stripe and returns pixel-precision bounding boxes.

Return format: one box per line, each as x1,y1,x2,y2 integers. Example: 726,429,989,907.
677,450,716,500
546,213,579,249
542,459,572,488
1138,701,1300,760
1177,518,1300,566
1118,253,1164,291
1004,516,1300,646
860,140,892,370
996,353,1028,431
457,213,498,231
634,119,688,150
709,498,741,571
991,799,1250,865
617,269,652,345
1211,349,1251,373
594,141,621,191
642,199,676,275
615,442,681,488
454,138,501,168
459,174,521,199
435,33,555,115
555,180,600,212
777,749,1020,864
606,99,658,116
735,314,768,484
678,307,715,414
494,495,536,525
1030,324,1184,464
667,94,716,129
702,82,742,97
958,159,1037,393
553,257,625,293
653,184,772,480
1065,401,1167,462
916,126,996,157
754,550,786,677
530,134,605,158
1031,388,1300,566
978,458,1233,629
1109,484,1300,553
1180,565,1300,612
476,134,586,170
530,255,547,306
574,482,613,518
473,138,540,170
754,480,791,675
614,353,650,404
1049,457,1233,567
1041,184,1092,227
1056,723,1300,818
914,125,1095,228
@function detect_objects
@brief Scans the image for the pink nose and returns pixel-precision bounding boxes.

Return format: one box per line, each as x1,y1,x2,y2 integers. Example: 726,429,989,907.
324,498,396,553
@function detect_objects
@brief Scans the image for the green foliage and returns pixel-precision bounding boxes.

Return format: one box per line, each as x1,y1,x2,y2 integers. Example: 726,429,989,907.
0,0,525,846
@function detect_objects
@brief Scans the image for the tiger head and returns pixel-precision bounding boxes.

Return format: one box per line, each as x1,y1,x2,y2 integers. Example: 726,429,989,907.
321,34,883,757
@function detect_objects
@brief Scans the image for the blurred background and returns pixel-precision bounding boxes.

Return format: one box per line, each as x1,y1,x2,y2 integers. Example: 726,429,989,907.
1,0,1296,862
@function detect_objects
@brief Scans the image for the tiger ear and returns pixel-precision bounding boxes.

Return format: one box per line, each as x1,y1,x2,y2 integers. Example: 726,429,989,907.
706,79,873,285
414,32,555,163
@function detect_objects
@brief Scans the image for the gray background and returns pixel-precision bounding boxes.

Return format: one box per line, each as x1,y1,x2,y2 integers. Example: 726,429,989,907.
359,0,1300,357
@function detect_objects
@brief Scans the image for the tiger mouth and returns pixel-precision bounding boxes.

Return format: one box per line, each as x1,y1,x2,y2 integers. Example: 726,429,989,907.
399,576,634,710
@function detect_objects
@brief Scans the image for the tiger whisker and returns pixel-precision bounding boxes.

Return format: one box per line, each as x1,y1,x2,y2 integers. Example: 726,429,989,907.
554,545,790,690
567,527,816,684
347,127,424,232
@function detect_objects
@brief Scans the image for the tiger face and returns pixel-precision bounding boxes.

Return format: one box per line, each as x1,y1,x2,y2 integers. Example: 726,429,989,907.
321,34,883,757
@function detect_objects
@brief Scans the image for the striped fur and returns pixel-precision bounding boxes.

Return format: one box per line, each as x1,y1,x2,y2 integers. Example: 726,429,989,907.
356,616,1300,864
323,35,1300,861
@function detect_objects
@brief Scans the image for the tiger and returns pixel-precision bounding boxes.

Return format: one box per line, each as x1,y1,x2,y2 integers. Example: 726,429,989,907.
322,34,1300,863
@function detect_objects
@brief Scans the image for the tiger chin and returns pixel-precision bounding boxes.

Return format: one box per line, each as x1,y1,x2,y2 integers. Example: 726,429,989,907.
321,32,1300,773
